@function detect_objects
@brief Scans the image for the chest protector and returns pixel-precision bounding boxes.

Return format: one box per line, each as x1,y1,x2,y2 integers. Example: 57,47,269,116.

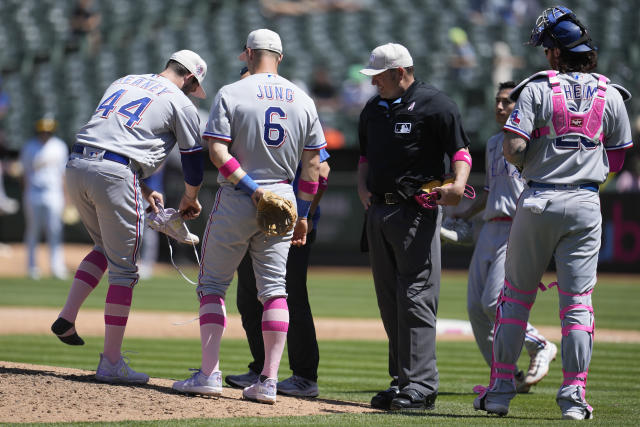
532,70,607,143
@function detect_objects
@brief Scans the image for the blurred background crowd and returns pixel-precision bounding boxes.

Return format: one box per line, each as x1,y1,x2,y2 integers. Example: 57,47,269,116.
0,0,638,272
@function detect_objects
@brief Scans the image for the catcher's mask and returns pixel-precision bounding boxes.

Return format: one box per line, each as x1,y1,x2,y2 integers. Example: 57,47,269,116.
529,6,595,53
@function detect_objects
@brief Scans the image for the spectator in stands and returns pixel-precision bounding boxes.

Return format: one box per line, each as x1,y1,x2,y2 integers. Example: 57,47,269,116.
492,41,524,88
0,77,19,217
448,27,477,86
70,0,102,54
20,117,69,280
310,66,340,113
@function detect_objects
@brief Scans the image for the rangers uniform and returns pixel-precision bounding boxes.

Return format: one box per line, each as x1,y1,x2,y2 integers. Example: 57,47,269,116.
467,131,551,369
198,72,326,302
479,70,633,417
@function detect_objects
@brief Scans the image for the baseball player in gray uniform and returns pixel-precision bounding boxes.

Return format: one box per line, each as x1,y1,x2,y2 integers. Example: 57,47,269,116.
51,50,208,384
474,6,633,420
172,29,323,405
457,82,556,393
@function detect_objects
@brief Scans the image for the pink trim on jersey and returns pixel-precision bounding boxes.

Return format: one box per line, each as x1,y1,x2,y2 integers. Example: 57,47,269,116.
607,149,626,172
262,320,289,332
264,297,288,310
219,157,241,179
299,179,319,195
105,285,132,305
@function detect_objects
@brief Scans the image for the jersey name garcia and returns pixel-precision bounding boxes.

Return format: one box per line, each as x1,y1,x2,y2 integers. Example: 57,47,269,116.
504,72,633,184
204,73,326,185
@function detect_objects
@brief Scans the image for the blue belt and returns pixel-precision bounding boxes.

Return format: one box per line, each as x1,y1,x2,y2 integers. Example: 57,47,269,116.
72,144,129,166
528,181,599,192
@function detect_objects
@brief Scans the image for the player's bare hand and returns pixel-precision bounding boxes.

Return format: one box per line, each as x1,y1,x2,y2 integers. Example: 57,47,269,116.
358,187,372,210
291,218,308,246
435,182,465,206
145,191,164,214
251,187,266,207
179,194,201,220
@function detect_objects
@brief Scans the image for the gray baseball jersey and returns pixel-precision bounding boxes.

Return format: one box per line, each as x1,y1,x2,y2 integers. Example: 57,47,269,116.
204,73,326,185
489,70,634,412
198,72,326,301
76,73,203,179
504,72,633,184
482,132,525,221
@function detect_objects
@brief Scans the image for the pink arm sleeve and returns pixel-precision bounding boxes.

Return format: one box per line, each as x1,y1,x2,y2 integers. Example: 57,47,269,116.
607,149,626,173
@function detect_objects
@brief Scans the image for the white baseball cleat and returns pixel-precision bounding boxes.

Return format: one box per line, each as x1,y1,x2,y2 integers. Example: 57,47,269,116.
95,353,149,384
562,408,593,420
146,205,199,245
523,341,558,388
243,377,277,404
172,369,223,396
277,375,319,397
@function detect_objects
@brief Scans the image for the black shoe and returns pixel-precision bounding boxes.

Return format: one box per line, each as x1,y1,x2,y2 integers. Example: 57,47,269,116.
390,389,437,410
51,317,84,346
370,386,399,410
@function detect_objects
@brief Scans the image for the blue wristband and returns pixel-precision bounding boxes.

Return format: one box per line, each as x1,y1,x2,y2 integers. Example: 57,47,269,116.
236,174,259,195
297,198,312,218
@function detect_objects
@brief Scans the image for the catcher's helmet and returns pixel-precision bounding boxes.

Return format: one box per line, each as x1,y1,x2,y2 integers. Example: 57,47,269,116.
529,6,595,52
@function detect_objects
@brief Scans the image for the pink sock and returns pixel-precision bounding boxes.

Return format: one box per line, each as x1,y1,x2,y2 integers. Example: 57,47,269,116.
261,297,289,379
199,294,226,376
59,250,107,337
103,285,132,364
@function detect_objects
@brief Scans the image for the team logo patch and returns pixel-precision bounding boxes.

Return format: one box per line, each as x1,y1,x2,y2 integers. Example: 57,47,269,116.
510,109,521,124
570,117,583,127
195,64,204,76
395,123,411,134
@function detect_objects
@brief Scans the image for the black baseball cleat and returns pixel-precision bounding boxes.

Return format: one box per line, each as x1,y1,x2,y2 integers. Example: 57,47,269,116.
390,389,437,410
370,386,399,410
51,317,84,346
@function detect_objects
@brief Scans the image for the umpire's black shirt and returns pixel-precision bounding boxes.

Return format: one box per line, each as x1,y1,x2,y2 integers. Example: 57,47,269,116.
358,80,470,196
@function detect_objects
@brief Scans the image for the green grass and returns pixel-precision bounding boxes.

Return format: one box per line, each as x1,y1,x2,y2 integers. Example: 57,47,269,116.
0,269,638,330
1,335,639,425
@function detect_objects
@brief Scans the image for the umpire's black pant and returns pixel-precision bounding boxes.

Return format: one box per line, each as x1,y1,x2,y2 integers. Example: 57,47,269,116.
366,201,441,395
236,229,319,382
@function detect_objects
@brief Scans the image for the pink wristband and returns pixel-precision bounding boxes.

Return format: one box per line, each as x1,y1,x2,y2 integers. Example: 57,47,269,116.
359,155,368,164
319,175,329,191
452,150,472,168
219,157,241,179
299,179,319,195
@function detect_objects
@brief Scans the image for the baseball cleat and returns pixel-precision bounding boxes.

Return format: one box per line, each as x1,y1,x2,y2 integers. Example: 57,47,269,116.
562,409,593,420
473,393,509,416
172,369,222,396
225,370,260,389
370,386,399,410
146,205,199,245
277,375,319,397
51,317,84,346
523,341,557,388
95,353,149,384
243,376,277,404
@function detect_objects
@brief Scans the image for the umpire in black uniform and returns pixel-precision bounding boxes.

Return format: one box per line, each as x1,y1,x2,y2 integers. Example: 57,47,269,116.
357,43,471,410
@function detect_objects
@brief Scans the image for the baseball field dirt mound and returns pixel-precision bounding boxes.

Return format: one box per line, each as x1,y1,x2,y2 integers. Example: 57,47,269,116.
0,361,378,424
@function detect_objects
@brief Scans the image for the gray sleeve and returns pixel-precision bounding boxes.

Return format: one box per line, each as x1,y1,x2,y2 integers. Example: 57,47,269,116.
504,85,538,140
203,90,232,142
304,103,327,150
174,104,202,152
603,90,633,150
484,141,491,190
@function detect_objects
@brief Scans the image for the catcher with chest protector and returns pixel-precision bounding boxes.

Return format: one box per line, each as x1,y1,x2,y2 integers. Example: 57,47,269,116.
172,29,324,405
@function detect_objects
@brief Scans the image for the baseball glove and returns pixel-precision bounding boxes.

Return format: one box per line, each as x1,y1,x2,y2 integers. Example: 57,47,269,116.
440,217,474,246
256,190,297,236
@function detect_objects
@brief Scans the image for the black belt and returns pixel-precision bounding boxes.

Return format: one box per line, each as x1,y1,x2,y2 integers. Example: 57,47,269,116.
371,192,402,205
72,144,130,166
528,181,599,193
